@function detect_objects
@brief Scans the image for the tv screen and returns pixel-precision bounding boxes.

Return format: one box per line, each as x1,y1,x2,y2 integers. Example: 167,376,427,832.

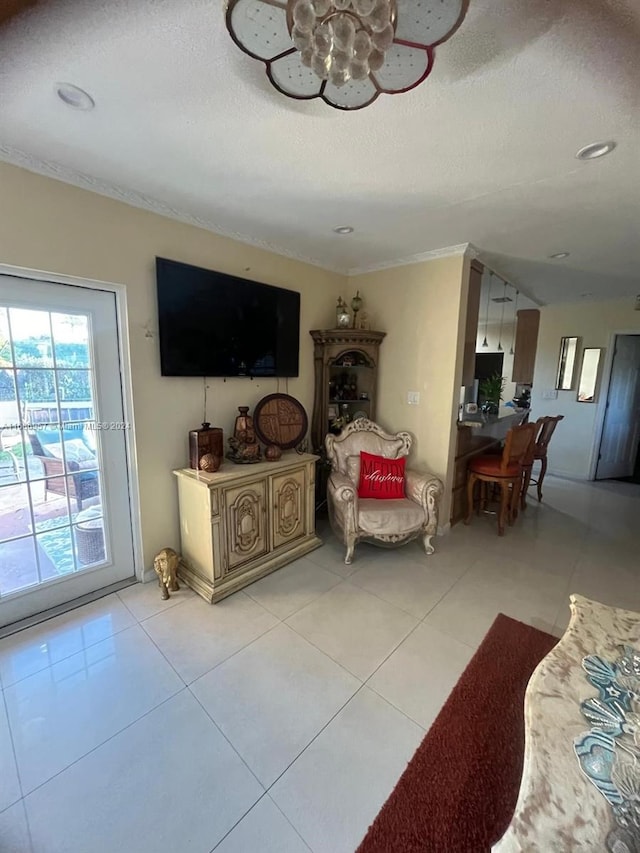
156,258,300,377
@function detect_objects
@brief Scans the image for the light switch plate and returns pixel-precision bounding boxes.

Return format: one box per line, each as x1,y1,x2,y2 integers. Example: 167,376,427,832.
407,391,420,405
542,389,558,400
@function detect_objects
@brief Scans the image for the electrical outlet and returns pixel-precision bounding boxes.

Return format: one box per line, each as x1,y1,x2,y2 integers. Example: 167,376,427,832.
542,389,558,400
407,391,420,405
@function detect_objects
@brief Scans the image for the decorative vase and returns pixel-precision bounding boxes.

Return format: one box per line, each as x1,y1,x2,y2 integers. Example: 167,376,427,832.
233,407,254,441
336,297,350,328
227,406,262,463
189,422,223,471
265,444,282,461
350,290,363,329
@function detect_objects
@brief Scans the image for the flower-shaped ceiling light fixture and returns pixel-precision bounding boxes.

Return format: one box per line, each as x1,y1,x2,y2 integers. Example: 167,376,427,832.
226,0,469,110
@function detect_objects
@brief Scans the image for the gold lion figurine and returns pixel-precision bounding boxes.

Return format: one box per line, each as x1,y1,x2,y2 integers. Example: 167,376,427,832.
153,547,180,600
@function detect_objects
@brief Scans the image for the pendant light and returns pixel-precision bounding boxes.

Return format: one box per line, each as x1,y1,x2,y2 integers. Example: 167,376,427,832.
509,290,519,355
481,273,491,348
497,280,507,352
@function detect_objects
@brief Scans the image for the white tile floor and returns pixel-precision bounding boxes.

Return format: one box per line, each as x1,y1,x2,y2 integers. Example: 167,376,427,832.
0,476,638,853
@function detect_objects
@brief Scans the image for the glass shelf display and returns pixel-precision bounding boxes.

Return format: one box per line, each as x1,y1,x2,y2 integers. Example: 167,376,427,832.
309,328,385,457
327,350,375,432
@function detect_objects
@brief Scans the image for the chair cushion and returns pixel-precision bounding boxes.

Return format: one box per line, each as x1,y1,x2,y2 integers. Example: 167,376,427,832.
45,441,95,464
469,455,520,477
358,451,405,500
358,499,426,537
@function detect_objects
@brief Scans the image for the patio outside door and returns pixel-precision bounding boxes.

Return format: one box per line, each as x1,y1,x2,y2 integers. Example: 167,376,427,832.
0,274,136,628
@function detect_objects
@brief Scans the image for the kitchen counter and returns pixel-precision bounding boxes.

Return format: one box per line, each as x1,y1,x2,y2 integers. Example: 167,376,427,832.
450,409,530,525
458,408,527,431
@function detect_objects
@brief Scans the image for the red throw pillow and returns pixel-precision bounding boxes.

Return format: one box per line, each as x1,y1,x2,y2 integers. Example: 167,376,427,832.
358,451,406,500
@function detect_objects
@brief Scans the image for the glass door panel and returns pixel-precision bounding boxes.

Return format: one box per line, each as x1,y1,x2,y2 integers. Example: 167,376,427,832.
0,276,135,627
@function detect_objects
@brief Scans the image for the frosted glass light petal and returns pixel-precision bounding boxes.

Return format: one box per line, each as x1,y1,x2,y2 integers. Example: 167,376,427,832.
371,22,394,51
293,0,315,32
332,14,356,51
314,23,332,57
352,0,375,15
333,49,351,71
366,0,391,33
292,25,312,51
300,48,313,66
311,52,331,78
329,66,350,87
311,0,331,15
334,0,351,9
368,47,385,70
350,59,370,79
353,29,372,60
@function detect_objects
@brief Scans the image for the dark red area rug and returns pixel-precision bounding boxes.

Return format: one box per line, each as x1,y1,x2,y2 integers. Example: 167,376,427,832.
357,614,558,853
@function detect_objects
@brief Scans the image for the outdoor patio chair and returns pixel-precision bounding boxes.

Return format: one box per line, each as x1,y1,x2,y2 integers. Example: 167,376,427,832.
28,428,99,510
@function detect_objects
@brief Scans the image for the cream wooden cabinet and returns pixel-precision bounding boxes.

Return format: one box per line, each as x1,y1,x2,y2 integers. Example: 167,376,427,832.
173,453,320,603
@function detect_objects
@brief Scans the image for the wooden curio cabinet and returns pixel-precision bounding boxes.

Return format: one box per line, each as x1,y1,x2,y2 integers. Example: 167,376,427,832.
309,329,386,453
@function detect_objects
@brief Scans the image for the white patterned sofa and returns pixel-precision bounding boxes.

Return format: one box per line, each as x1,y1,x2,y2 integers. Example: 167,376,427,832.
325,419,444,564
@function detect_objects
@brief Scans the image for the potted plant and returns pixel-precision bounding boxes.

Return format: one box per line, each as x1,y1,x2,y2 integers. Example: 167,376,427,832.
479,372,506,415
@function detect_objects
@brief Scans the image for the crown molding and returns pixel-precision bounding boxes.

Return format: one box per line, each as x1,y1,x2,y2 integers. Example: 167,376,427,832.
0,143,485,281
347,243,476,276
0,142,347,275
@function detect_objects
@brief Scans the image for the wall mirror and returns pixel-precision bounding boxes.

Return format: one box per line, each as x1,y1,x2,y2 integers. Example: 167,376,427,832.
577,348,604,402
555,336,579,390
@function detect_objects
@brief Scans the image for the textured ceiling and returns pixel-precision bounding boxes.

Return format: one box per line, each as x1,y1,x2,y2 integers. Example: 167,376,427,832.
0,0,639,305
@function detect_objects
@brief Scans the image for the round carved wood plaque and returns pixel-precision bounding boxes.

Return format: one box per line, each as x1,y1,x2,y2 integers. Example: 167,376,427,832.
253,394,308,450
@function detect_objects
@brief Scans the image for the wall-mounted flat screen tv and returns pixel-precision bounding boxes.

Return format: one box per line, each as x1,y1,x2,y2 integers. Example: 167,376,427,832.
156,257,300,377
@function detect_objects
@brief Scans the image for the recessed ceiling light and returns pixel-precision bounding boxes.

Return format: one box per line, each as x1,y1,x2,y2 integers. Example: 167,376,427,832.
549,252,570,259
333,226,354,235
581,292,593,298
55,83,95,111
575,141,616,161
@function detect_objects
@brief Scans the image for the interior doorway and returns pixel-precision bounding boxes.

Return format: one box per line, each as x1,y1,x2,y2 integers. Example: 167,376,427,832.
596,334,640,482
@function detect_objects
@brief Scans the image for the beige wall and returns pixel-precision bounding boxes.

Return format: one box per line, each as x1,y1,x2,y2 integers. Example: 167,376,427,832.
354,254,469,524
531,299,640,478
0,162,344,567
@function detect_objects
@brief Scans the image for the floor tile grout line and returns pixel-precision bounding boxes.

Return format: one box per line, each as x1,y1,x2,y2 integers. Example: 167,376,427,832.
241,568,342,622
345,569,461,621
265,793,315,853
188,686,269,793
14,686,187,801
136,596,283,688
22,796,36,853
262,681,370,790
1,685,25,805
257,679,425,844
365,678,429,732
0,597,137,691
116,585,194,624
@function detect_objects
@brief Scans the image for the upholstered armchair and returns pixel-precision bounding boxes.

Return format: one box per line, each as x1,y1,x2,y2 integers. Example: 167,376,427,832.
325,419,444,564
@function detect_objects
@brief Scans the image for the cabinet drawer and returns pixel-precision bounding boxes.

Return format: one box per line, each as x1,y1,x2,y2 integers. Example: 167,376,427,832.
223,481,268,572
271,467,306,550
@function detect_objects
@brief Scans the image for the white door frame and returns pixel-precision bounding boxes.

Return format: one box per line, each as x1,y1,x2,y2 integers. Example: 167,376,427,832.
0,262,143,582
588,329,640,480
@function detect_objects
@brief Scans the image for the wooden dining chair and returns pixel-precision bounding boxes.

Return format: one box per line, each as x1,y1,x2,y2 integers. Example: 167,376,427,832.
525,415,565,503
519,419,545,511
465,423,538,536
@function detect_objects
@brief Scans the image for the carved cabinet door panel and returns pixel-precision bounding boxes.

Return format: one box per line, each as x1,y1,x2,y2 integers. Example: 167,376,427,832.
271,468,306,550
223,480,268,572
